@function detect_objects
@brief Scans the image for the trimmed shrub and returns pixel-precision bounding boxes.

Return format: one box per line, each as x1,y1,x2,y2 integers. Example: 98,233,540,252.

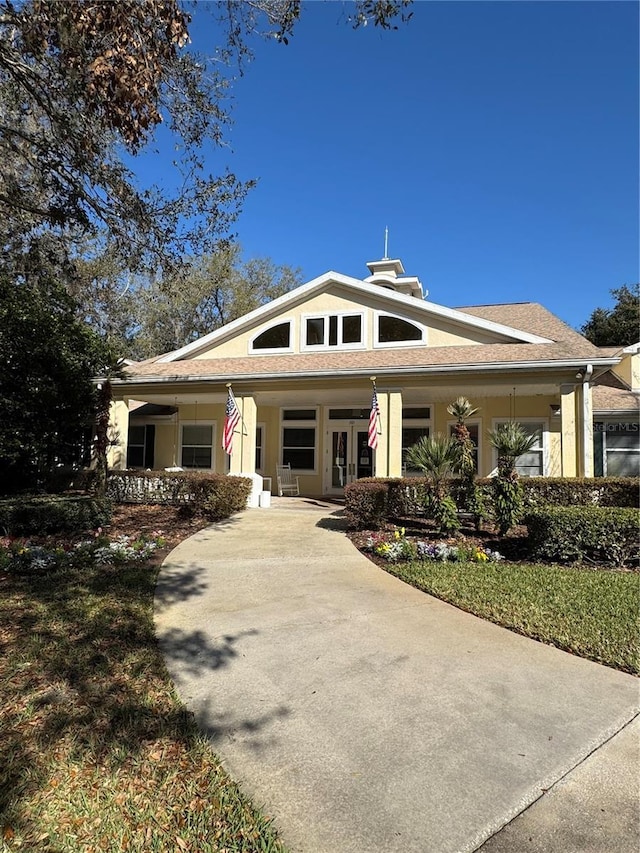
526,506,640,566
344,481,389,530
0,495,112,536
105,470,251,520
520,477,640,509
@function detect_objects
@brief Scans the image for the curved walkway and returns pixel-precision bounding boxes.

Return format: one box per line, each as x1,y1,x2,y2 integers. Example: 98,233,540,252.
155,499,639,853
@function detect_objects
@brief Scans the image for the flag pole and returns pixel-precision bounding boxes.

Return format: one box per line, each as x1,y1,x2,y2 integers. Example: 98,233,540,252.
226,382,248,436
370,376,381,435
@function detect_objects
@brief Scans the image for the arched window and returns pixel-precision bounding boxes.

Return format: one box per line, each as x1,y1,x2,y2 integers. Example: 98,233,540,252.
252,322,291,351
377,315,423,344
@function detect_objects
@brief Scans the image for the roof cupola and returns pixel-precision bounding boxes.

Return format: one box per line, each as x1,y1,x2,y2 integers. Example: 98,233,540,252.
364,256,426,300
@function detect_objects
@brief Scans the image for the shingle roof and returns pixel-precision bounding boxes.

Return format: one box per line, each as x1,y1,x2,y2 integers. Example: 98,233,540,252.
123,338,609,382
592,371,639,414
592,384,639,414
454,302,591,346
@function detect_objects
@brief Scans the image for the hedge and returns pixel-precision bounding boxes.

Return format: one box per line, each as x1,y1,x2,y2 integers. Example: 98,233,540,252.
106,470,252,521
518,477,640,509
346,476,640,530
0,495,112,536
526,506,640,566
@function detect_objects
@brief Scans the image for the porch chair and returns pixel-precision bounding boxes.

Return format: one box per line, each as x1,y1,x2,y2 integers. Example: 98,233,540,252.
276,463,300,497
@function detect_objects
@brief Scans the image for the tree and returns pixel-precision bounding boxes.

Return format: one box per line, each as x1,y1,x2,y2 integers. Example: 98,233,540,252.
581,284,640,347
0,0,412,272
0,241,109,494
129,244,303,359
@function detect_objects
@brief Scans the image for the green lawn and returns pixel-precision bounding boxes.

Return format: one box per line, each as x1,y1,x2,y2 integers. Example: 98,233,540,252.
0,557,287,852
384,560,640,674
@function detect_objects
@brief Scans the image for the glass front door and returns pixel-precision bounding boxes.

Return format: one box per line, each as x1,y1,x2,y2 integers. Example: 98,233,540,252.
327,423,374,493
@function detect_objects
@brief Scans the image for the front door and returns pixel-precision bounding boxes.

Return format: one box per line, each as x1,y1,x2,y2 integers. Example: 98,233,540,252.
325,421,374,494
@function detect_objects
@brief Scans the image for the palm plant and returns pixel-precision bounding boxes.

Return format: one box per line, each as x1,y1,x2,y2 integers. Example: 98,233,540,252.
447,396,479,477
405,434,461,534
487,422,539,535
447,396,483,525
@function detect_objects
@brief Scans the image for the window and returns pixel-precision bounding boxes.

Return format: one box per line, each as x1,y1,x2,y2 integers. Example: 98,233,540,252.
492,420,546,477
376,314,423,346
448,420,480,473
181,424,214,469
302,314,363,349
256,424,265,472
594,422,640,476
251,321,291,351
127,424,155,469
402,407,432,476
282,409,317,471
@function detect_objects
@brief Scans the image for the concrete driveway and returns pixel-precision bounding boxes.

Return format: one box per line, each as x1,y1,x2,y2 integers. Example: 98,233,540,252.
154,499,639,853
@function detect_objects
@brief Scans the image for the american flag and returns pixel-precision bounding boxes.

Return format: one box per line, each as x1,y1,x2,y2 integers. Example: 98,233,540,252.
222,388,241,455
368,386,380,450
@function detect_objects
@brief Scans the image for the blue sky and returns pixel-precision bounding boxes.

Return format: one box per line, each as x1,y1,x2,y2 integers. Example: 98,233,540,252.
142,1,639,332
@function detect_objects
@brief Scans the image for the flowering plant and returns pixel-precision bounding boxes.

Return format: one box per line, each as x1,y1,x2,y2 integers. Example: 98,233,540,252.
363,530,503,564
365,528,416,563
0,531,166,574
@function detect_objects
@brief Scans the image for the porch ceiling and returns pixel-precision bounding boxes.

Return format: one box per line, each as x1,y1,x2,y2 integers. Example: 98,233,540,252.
125,381,562,408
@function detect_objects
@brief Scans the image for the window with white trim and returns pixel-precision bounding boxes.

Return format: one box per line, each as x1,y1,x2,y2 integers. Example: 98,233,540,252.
301,313,363,350
281,409,317,471
181,423,215,470
250,321,292,352
402,407,432,476
492,419,547,477
375,313,424,347
594,422,640,476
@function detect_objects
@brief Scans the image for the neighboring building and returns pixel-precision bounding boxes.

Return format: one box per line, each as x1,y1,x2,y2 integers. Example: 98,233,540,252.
592,343,640,476
108,258,640,494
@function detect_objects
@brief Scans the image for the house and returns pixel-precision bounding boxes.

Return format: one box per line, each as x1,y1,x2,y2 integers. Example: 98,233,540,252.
108,257,640,495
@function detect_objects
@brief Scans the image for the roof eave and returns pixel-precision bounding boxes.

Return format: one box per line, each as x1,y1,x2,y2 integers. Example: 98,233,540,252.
115,357,620,388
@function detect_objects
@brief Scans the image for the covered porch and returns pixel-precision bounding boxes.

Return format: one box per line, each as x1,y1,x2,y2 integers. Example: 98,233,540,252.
108,367,596,497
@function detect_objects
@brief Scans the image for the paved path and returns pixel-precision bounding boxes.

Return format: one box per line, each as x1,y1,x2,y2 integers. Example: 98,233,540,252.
155,499,639,853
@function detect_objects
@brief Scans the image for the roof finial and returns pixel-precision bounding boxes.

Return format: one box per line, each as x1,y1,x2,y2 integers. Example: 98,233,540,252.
383,226,389,260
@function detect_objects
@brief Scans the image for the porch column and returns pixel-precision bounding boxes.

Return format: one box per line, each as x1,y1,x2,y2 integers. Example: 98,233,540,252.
107,399,129,470
228,395,257,475
560,384,577,477
372,389,403,478
387,390,403,478
374,391,389,477
579,383,594,478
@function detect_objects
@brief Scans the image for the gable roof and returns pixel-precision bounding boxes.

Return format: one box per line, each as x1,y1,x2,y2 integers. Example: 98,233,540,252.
156,272,553,364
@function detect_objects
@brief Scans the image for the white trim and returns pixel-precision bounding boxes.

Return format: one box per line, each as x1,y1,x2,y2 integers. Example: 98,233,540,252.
374,311,426,348
116,357,620,388
490,417,549,477
157,271,553,362
180,421,216,471
248,318,294,355
300,310,366,352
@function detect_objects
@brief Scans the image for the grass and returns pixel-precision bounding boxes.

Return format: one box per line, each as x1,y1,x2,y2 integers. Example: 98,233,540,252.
383,559,640,674
0,554,287,852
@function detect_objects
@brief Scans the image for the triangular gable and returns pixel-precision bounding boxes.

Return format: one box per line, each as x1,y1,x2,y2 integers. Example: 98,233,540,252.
157,271,552,363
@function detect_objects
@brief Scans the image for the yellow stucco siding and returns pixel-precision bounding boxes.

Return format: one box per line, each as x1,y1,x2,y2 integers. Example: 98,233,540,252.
612,352,640,392
189,285,517,359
